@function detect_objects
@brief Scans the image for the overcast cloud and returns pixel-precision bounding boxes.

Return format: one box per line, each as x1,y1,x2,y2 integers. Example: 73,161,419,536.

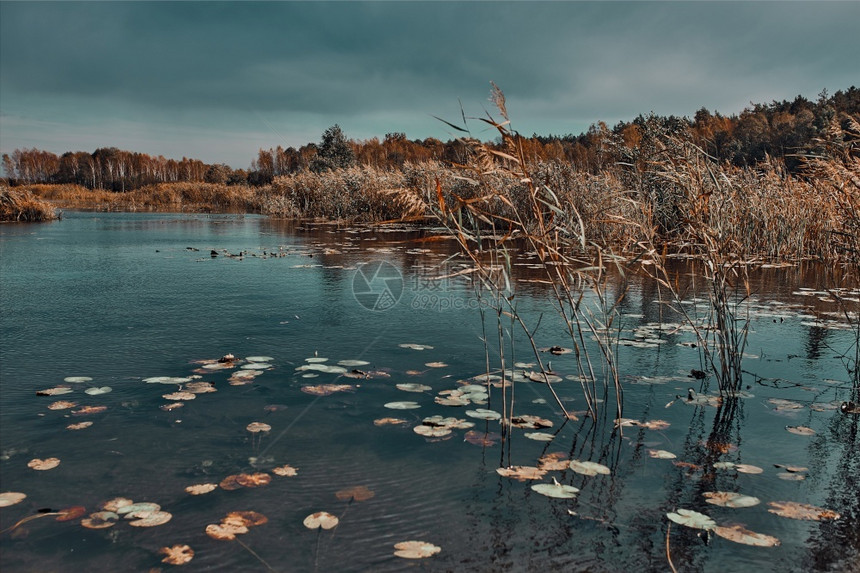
1,1,857,168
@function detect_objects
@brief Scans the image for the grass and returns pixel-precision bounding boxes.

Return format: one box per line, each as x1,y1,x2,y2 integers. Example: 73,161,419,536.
0,186,58,222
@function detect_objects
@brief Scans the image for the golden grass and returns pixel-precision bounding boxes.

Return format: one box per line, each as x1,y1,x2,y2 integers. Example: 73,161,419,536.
0,186,58,222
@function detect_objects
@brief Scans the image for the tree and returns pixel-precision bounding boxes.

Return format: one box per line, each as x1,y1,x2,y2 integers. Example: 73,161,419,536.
310,124,355,173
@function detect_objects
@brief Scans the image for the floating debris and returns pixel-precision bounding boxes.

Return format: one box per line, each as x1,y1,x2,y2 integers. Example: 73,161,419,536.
373,417,408,426
28,457,60,470
301,384,354,396
303,511,339,530
159,544,195,565
767,501,840,521
271,465,298,477
496,466,547,481
398,343,434,350
713,525,780,547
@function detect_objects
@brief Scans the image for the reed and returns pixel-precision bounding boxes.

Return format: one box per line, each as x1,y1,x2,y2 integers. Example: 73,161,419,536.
0,186,58,222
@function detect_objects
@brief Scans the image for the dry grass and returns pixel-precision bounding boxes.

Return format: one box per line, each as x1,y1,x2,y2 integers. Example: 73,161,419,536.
0,186,58,222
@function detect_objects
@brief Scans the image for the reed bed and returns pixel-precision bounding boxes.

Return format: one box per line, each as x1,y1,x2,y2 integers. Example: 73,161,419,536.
0,186,58,222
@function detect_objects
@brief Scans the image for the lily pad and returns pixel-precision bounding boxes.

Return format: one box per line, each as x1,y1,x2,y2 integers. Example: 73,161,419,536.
144,376,193,385
246,422,271,433
242,363,272,370
509,415,553,429
185,382,216,394
524,432,555,442
36,386,73,396
464,431,501,446
64,376,93,383
28,457,60,470
48,401,77,410
236,473,272,487
777,472,806,481
245,356,274,363
335,485,375,502
226,511,268,527
374,417,408,426
163,392,196,401
56,506,87,521
414,425,452,437
206,522,248,540
272,465,298,477
396,383,432,393
81,511,119,529
117,502,161,516
531,478,580,499
394,540,441,559
713,525,780,547
0,492,26,507
496,466,547,481
384,401,421,410
786,425,816,436
160,544,195,565
303,511,339,530
338,359,370,367
72,405,107,415
301,384,354,396
767,501,840,521
666,508,716,530
296,364,347,374
84,387,112,396
102,498,134,512
735,464,764,474
185,483,218,495
398,343,434,350
648,449,677,460
128,510,173,527
465,409,501,420
703,491,761,508
569,460,611,476
425,362,448,368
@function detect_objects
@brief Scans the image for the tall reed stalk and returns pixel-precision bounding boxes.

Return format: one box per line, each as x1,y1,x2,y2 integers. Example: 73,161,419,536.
418,86,627,436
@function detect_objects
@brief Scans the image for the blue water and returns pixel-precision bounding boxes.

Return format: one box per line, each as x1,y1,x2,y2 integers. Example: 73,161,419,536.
1,212,857,572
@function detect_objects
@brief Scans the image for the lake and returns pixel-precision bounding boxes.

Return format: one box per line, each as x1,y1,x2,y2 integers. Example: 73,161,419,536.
1,212,858,572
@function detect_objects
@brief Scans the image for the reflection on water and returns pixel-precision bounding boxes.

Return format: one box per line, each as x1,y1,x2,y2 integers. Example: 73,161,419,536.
1,212,858,572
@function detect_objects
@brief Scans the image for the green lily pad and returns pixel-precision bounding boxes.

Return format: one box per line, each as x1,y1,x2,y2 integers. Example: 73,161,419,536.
384,401,421,410
666,508,716,530
465,409,501,420
531,478,580,499
569,460,611,476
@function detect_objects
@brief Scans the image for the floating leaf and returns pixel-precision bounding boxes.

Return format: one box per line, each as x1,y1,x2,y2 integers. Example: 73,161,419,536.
72,405,107,415
272,465,298,477
185,483,217,495
117,502,161,516
464,431,501,446
396,383,432,393
526,371,563,384
242,363,272,370
56,506,87,521
713,462,735,470
84,387,112,396
236,473,271,488
414,425,452,437
465,409,501,420
64,376,93,383
509,415,553,429
713,525,780,547
768,398,803,410
639,419,671,430
0,492,26,507
786,425,815,436
128,510,172,527
393,540,441,559
36,386,73,396
102,498,134,512
246,422,271,433
531,478,580,499
569,460,611,476
374,417,408,426
496,466,547,481
303,511,339,530
767,501,840,521
206,522,247,540
219,475,244,491
425,362,448,368
28,457,60,470
161,403,184,411
524,432,555,442
398,343,434,350
48,401,77,410
540,345,573,355
185,382,216,394
735,464,764,474
246,356,273,363
421,415,473,430
538,453,569,471
338,359,370,367
160,544,195,565
304,357,329,363
335,485,375,502
301,384,354,396
666,508,716,530
163,392,196,401
296,364,347,374
144,376,193,385
703,491,761,508
648,449,677,460
226,511,268,527
777,472,806,481
774,464,808,473
384,401,421,410
81,511,118,529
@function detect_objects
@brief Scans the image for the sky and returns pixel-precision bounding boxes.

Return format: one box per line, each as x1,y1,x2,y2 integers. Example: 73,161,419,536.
1,1,858,170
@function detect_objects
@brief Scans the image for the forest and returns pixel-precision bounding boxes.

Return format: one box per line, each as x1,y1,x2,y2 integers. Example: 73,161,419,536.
3,87,858,190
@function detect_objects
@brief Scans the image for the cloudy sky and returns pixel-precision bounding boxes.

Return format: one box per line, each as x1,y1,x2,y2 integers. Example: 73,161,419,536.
1,1,858,169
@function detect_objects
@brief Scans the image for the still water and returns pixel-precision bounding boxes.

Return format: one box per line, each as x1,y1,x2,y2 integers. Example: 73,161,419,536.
1,212,858,572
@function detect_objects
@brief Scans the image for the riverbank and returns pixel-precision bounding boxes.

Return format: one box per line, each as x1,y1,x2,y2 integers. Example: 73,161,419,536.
0,186,59,222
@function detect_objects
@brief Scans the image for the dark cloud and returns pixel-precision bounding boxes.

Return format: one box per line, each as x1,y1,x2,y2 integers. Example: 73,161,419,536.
1,1,858,167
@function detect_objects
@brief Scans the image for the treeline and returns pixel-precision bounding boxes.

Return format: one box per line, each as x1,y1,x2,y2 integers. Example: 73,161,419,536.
3,87,858,191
